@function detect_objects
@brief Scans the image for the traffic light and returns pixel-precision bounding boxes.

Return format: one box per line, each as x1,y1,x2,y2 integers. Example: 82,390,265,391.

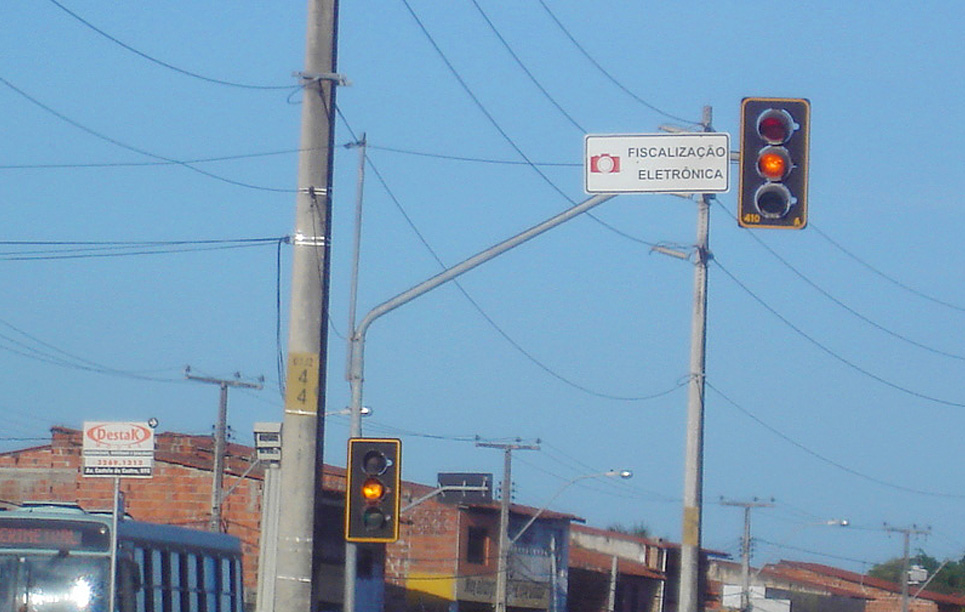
345,438,401,543
738,97,810,229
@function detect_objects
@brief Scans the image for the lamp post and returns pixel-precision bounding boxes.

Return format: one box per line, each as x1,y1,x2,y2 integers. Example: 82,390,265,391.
341,192,617,612
498,470,633,612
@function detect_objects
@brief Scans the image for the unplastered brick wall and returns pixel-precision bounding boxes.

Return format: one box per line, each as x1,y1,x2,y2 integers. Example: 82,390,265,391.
0,427,265,595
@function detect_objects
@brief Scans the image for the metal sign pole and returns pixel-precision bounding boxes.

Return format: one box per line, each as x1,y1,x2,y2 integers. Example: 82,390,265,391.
109,476,120,612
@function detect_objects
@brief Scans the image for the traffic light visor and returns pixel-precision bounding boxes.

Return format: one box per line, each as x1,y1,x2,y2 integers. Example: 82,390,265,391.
757,147,791,181
362,507,386,531
362,450,388,475
361,477,386,502
755,183,793,218
757,109,795,144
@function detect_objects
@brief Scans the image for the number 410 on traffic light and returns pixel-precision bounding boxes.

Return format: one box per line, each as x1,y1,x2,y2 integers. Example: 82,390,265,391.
738,97,810,230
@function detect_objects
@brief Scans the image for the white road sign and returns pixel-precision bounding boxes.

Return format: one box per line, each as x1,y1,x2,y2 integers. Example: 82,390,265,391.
584,133,730,194
82,421,156,478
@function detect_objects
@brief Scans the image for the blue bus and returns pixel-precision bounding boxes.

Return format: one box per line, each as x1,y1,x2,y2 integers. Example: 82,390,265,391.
0,502,244,612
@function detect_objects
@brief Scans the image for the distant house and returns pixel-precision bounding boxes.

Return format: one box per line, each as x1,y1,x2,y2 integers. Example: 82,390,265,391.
709,559,965,612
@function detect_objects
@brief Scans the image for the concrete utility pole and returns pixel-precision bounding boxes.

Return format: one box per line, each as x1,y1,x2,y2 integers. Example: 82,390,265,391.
678,105,714,612
477,440,541,612
274,0,340,610
185,368,263,532
720,498,773,612
885,524,931,612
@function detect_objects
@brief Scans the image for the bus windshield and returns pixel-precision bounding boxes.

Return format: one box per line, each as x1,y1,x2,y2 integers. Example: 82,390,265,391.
0,554,110,612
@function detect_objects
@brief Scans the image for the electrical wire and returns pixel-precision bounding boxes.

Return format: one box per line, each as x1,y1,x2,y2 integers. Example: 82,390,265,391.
810,222,965,314
468,0,585,133
44,0,295,91
0,320,184,383
706,380,965,499
0,148,304,171
712,257,965,409
755,538,874,568
350,127,685,402
719,202,965,362
0,238,284,262
534,0,700,126
368,143,580,167
0,76,295,194
398,0,656,248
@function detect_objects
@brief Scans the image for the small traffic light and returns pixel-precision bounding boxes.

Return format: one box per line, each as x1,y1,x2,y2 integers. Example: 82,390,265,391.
738,97,810,229
345,438,401,543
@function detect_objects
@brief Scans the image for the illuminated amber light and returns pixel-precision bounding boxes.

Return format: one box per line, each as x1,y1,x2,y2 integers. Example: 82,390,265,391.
758,151,788,180
362,477,386,502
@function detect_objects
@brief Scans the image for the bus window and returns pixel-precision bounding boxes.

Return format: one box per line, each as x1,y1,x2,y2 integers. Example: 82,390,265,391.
202,556,216,612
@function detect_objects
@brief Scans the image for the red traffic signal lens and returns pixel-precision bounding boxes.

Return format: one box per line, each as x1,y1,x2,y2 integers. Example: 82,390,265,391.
756,147,791,181
362,507,387,531
757,109,795,145
361,477,386,502
755,183,793,219
362,450,388,475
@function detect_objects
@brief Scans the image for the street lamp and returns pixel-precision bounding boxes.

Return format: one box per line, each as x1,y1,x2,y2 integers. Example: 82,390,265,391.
326,406,373,418
510,469,633,544
495,469,633,612
743,518,850,610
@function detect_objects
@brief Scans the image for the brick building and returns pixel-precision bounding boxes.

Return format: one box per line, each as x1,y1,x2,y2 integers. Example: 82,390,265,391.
387,478,578,612
0,428,581,612
1,427,740,612
0,427,271,601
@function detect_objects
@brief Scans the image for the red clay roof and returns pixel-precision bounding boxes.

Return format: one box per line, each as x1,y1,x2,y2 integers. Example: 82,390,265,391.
767,561,965,606
569,545,665,580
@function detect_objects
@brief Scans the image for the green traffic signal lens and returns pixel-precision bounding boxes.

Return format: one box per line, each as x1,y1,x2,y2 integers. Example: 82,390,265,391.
755,183,793,219
362,507,386,531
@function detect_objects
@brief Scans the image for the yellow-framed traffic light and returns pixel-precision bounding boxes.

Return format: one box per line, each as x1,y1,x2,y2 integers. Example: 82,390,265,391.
738,97,810,229
345,438,401,543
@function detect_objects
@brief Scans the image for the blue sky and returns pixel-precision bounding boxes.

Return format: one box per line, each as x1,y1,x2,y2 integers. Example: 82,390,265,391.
3,1,964,574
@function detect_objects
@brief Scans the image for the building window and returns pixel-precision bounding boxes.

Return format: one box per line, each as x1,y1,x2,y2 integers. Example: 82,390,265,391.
467,527,488,565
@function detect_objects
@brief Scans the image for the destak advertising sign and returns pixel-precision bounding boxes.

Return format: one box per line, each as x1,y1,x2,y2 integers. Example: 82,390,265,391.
584,133,730,194
82,422,156,478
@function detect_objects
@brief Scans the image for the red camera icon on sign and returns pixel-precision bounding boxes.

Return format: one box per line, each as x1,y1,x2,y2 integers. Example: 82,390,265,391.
590,154,621,174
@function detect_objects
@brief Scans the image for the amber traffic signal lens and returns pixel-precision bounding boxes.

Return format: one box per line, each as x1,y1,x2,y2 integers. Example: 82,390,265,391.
757,147,791,181
361,477,386,502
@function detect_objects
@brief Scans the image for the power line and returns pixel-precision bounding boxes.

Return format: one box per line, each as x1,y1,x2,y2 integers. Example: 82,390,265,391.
0,76,294,194
718,202,965,362
713,257,965,409
706,381,965,499
397,0,656,248
341,121,683,402
0,148,305,170
44,0,294,90
810,222,965,314
0,238,284,262
534,0,699,126
368,143,580,167
468,0,585,133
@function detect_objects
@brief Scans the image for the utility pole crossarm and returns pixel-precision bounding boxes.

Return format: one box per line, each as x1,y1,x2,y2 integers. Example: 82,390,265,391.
185,368,264,533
